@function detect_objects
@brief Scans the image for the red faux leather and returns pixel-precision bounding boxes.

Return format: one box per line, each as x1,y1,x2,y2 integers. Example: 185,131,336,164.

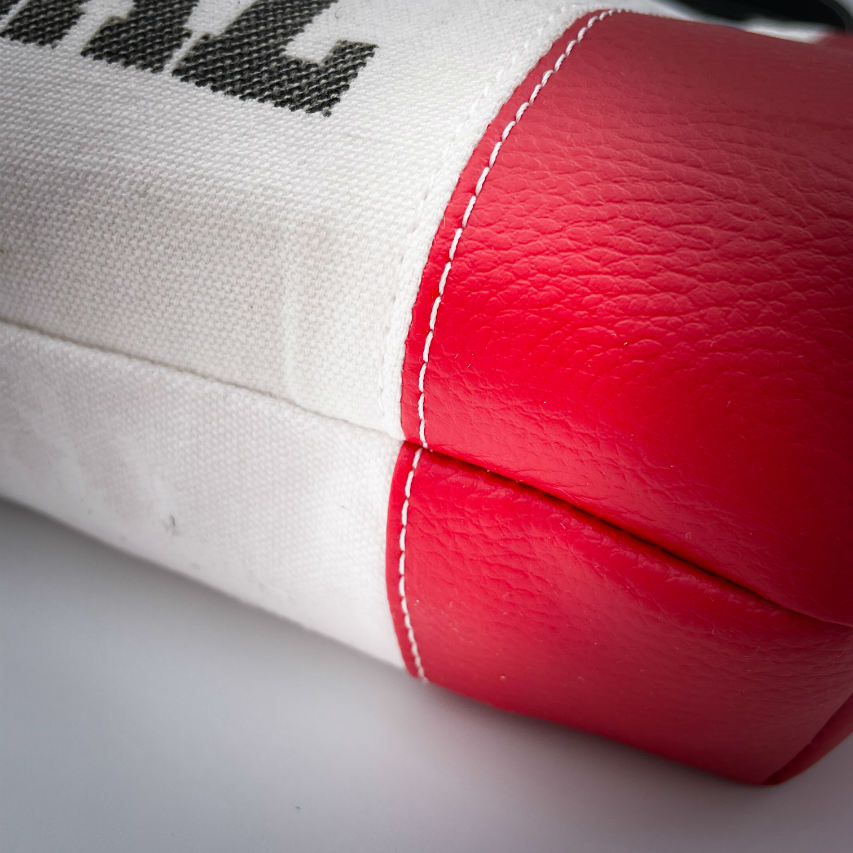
400,11,853,626
387,444,853,783
821,33,853,52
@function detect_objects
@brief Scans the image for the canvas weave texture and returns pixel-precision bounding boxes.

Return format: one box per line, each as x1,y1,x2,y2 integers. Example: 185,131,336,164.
0,0,612,439
0,319,403,664
0,0,826,660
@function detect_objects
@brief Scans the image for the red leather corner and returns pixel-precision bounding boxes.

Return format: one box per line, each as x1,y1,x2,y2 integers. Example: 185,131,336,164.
767,691,853,784
400,11,853,625
386,443,853,784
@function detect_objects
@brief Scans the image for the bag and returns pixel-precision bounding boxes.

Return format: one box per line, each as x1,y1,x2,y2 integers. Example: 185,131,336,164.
2,0,852,783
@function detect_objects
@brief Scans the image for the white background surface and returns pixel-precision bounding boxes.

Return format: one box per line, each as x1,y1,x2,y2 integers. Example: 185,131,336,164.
2,499,853,853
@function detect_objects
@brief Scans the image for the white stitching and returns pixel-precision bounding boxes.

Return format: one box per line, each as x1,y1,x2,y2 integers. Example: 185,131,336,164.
416,8,619,449
401,9,620,683
380,8,570,433
398,446,427,680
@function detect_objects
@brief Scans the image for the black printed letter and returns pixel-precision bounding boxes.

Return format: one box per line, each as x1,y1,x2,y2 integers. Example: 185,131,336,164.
173,0,375,115
2,0,86,46
81,0,198,72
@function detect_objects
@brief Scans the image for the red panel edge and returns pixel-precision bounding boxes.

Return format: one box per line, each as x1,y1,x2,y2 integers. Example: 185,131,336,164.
385,441,422,679
384,445,853,783
399,8,604,446
389,9,853,782
766,691,853,784
400,9,853,626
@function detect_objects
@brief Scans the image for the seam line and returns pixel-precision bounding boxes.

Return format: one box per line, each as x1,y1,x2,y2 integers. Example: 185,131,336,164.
380,4,569,432
397,447,427,680
415,8,620,449
0,314,392,443
403,9,620,681
4,315,845,630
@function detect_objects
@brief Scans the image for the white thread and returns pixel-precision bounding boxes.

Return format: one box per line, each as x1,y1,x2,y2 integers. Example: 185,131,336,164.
380,8,568,431
461,195,477,228
416,9,619,450
398,447,427,681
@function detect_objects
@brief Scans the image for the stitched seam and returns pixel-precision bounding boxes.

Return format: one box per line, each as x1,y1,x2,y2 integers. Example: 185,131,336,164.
379,5,571,432
0,314,391,442
416,8,620,449
4,316,844,632
397,446,427,680
401,9,620,682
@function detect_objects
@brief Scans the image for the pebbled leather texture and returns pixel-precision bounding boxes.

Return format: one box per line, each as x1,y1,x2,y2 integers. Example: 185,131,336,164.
387,443,853,784
400,11,853,626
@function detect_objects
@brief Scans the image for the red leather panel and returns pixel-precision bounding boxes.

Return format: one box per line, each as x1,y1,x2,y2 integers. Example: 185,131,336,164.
820,33,853,53
386,443,853,783
400,12,853,625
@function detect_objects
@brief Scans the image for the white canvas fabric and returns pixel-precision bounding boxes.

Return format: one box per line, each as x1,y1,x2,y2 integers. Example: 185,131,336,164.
0,319,403,664
0,0,618,439
0,0,617,658
0,0,831,659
